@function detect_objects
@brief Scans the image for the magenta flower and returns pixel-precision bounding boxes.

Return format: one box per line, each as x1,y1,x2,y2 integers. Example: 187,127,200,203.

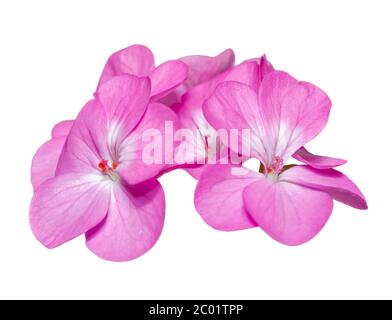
195,71,367,245
30,75,177,261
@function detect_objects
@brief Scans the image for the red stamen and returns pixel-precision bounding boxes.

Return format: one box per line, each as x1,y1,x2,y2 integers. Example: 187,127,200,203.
98,160,109,173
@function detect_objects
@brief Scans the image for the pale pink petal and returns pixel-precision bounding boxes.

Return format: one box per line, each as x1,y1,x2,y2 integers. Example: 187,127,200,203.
30,173,111,248
160,49,235,106
51,120,74,138
149,60,188,101
98,44,155,86
86,179,165,262
292,147,347,169
280,165,367,209
96,75,151,142
224,61,260,91
258,71,332,163
195,165,260,231
179,48,235,91
118,102,178,185
243,178,333,245
31,137,66,190
56,100,109,175
182,61,259,108
203,81,269,165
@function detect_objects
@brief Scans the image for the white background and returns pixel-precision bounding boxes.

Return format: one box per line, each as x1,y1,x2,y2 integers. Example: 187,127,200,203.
0,0,391,300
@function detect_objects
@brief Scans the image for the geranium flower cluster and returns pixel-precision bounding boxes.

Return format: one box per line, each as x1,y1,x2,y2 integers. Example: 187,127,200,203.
30,45,367,262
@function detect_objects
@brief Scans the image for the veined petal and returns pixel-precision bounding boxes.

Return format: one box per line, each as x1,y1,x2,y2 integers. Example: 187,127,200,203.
31,137,66,190
98,44,155,86
51,120,74,138
224,61,260,91
258,71,332,163
30,173,111,249
280,165,367,209
56,100,109,175
86,179,165,262
96,75,151,143
150,60,188,101
118,102,178,185
195,165,259,231
203,81,268,165
173,62,260,169
243,177,333,246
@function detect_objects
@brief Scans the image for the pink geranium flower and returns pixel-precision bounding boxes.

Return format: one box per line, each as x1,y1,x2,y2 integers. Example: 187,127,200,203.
195,70,367,245
30,75,177,261
31,44,186,190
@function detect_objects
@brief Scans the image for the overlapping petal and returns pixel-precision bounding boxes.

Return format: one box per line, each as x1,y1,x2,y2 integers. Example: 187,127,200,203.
30,173,111,248
195,165,259,231
203,81,268,164
243,177,333,245
149,60,188,101
31,137,67,190
95,75,151,143
98,44,155,86
86,179,165,262
257,71,332,163
119,102,179,185
56,99,109,175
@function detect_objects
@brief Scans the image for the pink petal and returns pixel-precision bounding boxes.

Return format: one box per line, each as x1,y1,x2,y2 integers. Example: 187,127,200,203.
149,60,188,101
51,120,74,138
86,179,165,262
259,55,275,81
258,71,332,162
241,55,274,85
56,100,109,175
195,165,259,231
224,61,260,91
98,44,155,86
292,147,347,169
183,61,259,107
160,49,235,106
185,166,206,179
119,102,179,185
243,177,333,246
31,137,66,190
173,62,260,168
203,81,268,165
30,173,111,248
280,165,367,209
180,48,235,90
96,75,151,142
